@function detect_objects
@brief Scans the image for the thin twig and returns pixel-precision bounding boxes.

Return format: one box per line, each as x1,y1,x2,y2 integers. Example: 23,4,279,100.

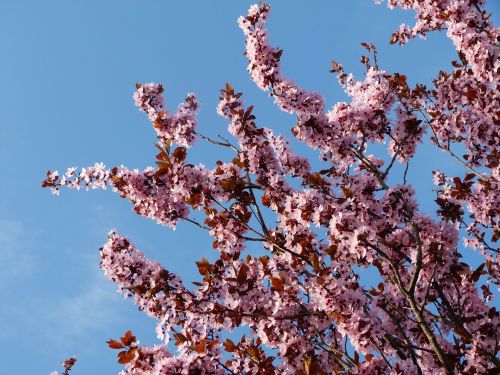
195,131,240,153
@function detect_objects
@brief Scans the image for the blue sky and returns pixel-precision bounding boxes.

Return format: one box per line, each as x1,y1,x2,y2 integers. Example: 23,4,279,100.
0,1,498,373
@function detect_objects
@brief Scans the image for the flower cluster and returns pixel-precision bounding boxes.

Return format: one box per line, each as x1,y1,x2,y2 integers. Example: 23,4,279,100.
134,83,199,147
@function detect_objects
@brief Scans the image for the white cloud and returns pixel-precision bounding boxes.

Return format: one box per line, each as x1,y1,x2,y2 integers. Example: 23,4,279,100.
43,274,121,343
0,228,123,349
0,218,36,280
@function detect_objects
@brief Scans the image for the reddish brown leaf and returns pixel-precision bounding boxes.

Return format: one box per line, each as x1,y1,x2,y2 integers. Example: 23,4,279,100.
330,61,343,73
107,339,125,350
310,252,320,273
189,338,207,353
237,264,249,285
173,333,188,346
172,147,187,163
195,257,210,275
302,355,325,375
117,349,137,364
354,351,360,365
224,339,236,352
120,330,136,346
270,276,284,291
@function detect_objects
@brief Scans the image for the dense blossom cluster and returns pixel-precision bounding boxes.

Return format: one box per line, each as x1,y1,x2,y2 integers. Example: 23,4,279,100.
134,83,199,148
45,1,499,374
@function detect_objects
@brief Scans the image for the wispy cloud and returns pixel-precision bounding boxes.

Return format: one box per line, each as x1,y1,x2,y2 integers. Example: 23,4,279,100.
0,228,123,350
42,273,121,344
0,218,36,281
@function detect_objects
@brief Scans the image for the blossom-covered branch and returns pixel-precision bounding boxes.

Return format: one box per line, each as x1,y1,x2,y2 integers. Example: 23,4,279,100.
44,1,499,374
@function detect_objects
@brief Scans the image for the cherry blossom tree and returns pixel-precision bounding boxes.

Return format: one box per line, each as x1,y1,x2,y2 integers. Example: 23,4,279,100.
44,1,499,374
